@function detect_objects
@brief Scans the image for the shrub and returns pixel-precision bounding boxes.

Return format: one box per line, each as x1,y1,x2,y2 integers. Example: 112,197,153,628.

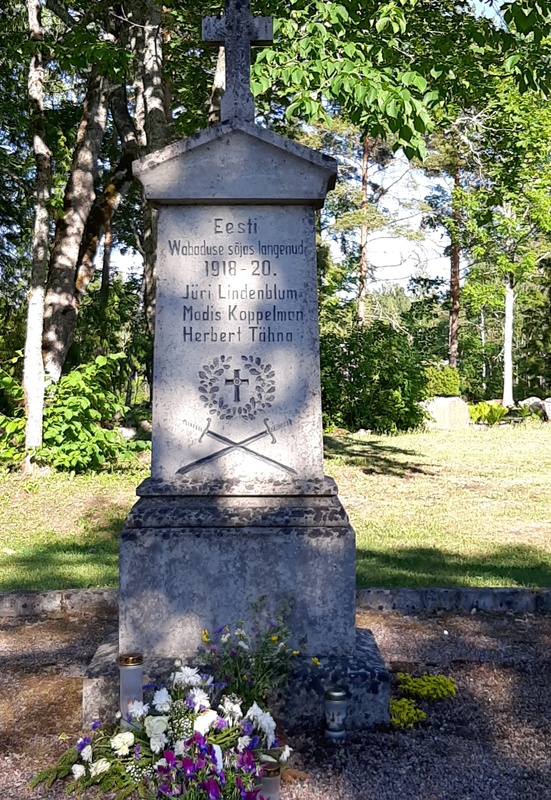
396,672,457,701
423,365,460,398
320,320,428,434
0,354,150,471
469,401,509,426
390,697,427,728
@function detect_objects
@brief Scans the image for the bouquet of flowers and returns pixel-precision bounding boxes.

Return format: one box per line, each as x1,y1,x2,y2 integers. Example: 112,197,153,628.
32,615,293,799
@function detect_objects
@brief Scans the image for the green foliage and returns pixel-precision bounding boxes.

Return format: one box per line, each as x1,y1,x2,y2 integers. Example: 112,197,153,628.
424,365,461,397
0,354,150,472
390,671,457,728
389,697,427,729
397,672,457,701
469,401,509,426
197,597,294,708
320,319,428,433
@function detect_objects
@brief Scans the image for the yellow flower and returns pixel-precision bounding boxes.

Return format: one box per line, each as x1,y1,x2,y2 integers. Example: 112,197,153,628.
271,635,278,643
243,674,248,681
201,629,210,644
292,650,300,657
311,657,320,667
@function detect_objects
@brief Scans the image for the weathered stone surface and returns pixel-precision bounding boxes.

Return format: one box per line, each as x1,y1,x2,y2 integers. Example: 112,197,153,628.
151,203,324,483
519,396,543,411
543,398,551,421
279,629,390,732
357,587,538,615
133,120,337,208
119,520,356,659
137,475,338,497
126,494,349,529
424,395,470,430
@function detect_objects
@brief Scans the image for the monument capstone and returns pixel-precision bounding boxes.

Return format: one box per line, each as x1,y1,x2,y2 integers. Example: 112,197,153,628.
85,0,389,732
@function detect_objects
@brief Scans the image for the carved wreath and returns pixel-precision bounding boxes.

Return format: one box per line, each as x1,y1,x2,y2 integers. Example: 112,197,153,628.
198,355,276,421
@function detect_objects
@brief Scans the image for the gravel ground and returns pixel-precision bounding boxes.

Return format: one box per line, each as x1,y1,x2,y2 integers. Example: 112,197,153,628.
2,607,551,799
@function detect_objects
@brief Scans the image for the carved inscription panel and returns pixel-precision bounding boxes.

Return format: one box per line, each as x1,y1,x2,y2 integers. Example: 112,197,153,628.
152,205,324,481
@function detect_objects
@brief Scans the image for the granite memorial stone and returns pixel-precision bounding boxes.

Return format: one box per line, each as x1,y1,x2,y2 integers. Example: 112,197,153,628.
85,0,389,730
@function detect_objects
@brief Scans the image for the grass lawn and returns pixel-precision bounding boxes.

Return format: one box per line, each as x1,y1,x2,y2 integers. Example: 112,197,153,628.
325,422,551,589
1,423,551,591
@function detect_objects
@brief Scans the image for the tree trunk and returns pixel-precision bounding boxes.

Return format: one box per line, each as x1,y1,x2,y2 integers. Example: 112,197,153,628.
42,68,110,382
503,273,515,407
358,134,371,323
23,0,51,468
449,164,461,368
133,0,171,338
480,308,487,396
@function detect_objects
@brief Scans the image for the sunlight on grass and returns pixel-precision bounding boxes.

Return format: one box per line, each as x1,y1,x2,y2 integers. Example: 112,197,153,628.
325,423,551,589
2,424,551,591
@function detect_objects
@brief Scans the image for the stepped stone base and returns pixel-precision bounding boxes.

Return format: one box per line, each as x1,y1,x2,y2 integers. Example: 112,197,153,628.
82,628,390,732
119,477,356,659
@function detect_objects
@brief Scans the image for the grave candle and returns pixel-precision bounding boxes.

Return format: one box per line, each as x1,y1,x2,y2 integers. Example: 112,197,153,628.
118,653,143,723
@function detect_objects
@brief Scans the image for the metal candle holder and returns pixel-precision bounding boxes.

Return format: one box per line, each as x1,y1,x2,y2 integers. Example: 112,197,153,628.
324,687,348,741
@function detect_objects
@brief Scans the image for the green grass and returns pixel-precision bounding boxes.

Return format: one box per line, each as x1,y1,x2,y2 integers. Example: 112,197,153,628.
325,421,551,589
1,423,551,591
0,469,148,591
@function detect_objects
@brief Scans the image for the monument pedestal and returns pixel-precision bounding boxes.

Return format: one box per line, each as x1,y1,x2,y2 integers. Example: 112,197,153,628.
119,476,355,658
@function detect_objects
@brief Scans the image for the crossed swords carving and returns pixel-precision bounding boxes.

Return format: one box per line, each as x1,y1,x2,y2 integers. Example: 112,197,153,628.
177,417,296,475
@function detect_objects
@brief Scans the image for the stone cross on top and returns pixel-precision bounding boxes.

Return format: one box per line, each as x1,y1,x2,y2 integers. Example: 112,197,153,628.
202,0,273,123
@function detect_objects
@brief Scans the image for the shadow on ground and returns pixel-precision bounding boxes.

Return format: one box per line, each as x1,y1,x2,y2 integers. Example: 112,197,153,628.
357,543,551,589
324,434,435,477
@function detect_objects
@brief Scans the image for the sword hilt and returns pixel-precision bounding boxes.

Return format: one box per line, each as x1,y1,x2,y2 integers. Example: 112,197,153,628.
199,418,211,442
263,417,276,443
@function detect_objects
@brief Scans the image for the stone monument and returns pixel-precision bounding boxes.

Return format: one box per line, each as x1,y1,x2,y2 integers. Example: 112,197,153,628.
85,0,389,731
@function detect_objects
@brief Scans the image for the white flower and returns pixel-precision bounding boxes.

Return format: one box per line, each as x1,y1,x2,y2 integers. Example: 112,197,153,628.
171,666,203,689
155,758,168,769
153,687,172,713
245,702,277,748
71,764,86,780
193,709,218,735
174,659,182,667
212,744,223,772
144,715,168,738
237,735,251,752
188,687,211,711
80,745,93,763
174,739,185,756
110,731,135,756
219,696,243,725
279,745,292,762
89,758,110,778
260,754,278,762
128,700,149,720
149,733,168,754
235,628,246,637
237,640,250,651
221,633,230,644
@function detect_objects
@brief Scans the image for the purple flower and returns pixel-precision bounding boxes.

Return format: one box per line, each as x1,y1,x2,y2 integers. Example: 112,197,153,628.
236,776,261,800
236,749,256,773
216,717,229,730
209,645,218,654
230,649,238,658
241,720,254,736
134,744,141,761
181,758,195,778
77,737,91,754
200,778,221,800
158,783,173,796
268,618,278,628
163,750,177,769
90,719,101,731
213,625,225,635
249,735,260,750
